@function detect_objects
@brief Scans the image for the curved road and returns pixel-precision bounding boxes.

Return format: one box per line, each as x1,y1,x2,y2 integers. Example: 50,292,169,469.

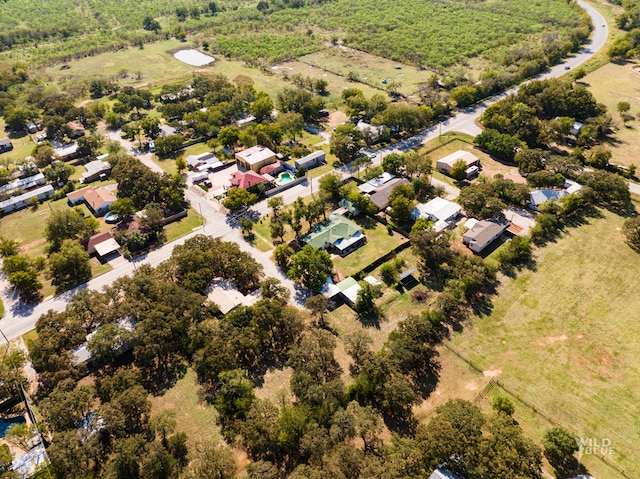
0,1,610,341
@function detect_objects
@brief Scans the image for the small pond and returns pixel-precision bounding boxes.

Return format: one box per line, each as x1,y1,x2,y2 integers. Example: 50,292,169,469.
173,49,215,66
0,416,25,439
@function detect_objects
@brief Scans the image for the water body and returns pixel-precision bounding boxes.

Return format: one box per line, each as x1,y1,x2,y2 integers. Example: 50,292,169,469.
173,49,215,66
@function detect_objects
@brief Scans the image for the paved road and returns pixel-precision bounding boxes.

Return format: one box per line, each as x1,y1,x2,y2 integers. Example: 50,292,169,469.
0,1,610,340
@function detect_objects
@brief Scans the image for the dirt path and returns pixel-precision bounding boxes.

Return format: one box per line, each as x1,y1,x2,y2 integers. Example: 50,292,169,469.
19,238,46,253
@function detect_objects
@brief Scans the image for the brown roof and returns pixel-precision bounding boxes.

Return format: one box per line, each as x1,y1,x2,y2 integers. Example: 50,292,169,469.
66,186,93,203
84,188,116,211
260,162,281,175
369,178,411,210
86,231,115,251
67,121,84,132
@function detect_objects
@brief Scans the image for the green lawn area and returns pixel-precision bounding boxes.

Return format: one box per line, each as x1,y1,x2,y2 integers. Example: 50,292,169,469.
153,142,212,175
332,216,408,279
443,209,639,478
0,120,36,167
0,299,3,319
164,208,203,242
149,368,224,450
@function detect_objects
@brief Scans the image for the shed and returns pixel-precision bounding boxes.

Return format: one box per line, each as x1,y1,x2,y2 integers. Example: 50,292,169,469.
336,277,362,305
86,231,120,257
0,138,13,153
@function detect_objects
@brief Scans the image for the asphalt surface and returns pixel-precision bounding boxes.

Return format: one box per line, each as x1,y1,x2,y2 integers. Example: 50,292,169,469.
0,2,613,340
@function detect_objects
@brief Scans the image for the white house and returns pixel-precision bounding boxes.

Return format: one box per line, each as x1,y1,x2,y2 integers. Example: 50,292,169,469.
412,197,462,231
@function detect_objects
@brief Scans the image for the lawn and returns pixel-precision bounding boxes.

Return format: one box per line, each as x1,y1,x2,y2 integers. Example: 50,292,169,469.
164,208,203,243
0,120,36,167
443,208,640,478
149,368,224,450
331,216,408,279
583,60,640,169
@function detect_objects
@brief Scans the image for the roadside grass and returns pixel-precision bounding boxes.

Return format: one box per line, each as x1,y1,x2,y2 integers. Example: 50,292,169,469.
0,299,3,319
300,47,441,96
444,208,640,478
582,60,640,169
149,368,224,449
164,208,203,243
331,216,407,279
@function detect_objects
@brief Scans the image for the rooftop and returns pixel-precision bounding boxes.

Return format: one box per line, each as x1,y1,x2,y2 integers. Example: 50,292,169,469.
369,177,411,210
412,197,461,222
437,150,480,167
304,213,362,250
236,145,276,166
229,170,269,189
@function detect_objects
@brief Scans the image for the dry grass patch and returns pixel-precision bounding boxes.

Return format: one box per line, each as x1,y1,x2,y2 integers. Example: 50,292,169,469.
583,60,640,168
149,369,223,449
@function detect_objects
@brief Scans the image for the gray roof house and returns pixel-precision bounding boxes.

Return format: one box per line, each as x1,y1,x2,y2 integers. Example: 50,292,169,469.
463,219,509,253
295,150,325,170
0,138,13,153
369,178,411,210
0,185,54,215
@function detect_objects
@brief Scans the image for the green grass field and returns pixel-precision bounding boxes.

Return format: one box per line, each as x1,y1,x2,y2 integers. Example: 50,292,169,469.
331,216,407,279
164,207,203,242
443,209,640,478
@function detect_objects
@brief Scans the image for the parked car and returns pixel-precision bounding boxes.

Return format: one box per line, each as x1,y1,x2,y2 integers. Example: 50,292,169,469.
148,140,156,153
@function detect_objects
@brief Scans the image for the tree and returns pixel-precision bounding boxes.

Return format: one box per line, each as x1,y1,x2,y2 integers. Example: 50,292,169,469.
218,126,240,149
223,188,258,212
77,134,102,159
382,153,405,176
319,172,342,203
586,146,611,169
44,161,75,185
449,159,469,181
491,396,515,416
388,195,415,226
288,245,333,293
305,295,330,327
542,427,579,467
45,209,98,252
354,283,381,321
450,85,478,108
109,197,136,217
140,116,161,139
87,323,134,365
330,123,365,163
4,423,34,451
143,15,161,32
617,101,631,115
250,92,274,123
48,239,92,289
0,236,19,257
273,243,294,270
260,277,290,303
32,142,55,167
277,112,305,142
8,270,42,303
183,442,235,479
623,217,640,251
496,236,532,271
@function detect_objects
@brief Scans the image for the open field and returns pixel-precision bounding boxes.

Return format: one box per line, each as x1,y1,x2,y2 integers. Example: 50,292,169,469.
300,47,430,96
441,208,640,478
583,60,640,169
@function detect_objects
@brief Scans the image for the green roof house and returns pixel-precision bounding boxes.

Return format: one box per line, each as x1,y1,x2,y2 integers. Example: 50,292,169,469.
303,213,366,256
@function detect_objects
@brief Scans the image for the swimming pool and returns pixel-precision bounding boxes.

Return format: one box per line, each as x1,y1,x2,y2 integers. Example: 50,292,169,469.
0,416,26,439
276,172,294,186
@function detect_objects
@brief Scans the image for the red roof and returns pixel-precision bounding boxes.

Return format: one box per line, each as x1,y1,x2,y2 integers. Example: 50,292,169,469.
230,170,269,189
86,231,115,251
260,162,281,175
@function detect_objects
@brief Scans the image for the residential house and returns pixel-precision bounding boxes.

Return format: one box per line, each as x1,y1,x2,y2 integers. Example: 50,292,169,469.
159,124,177,138
0,138,13,153
235,145,277,172
66,185,117,217
295,150,325,170
324,277,362,305
186,152,222,171
67,121,85,139
0,185,54,215
0,173,46,196
229,170,270,190
570,121,584,137
53,142,79,161
86,231,120,258
463,219,509,253
260,161,284,176
529,189,566,210
436,150,480,178
303,213,366,256
358,172,396,194
80,159,111,183
369,177,411,211
356,121,384,143
428,468,462,479
411,197,462,231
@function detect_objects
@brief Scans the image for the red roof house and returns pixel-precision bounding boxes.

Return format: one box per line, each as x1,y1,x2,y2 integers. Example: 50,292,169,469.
230,170,270,189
